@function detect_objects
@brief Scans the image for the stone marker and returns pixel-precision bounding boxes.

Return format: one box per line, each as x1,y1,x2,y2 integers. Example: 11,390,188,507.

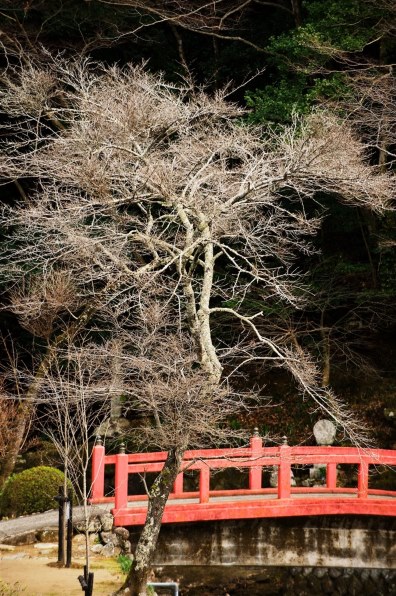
312,419,337,486
313,419,336,446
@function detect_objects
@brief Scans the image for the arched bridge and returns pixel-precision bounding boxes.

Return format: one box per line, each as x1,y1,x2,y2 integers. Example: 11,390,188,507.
90,433,396,527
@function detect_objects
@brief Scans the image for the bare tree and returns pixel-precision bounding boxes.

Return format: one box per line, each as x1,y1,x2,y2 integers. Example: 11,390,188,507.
94,0,302,51
2,0,301,54
0,55,393,593
34,339,115,570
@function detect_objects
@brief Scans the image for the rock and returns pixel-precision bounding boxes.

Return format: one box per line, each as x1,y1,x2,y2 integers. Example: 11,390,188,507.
73,534,86,545
313,419,336,446
114,527,129,541
348,574,363,592
113,527,131,552
1,553,29,560
91,543,104,554
101,531,119,546
307,576,323,592
77,544,87,552
74,518,101,533
36,528,58,542
359,569,370,582
100,512,114,532
33,542,58,551
363,578,380,596
3,531,37,546
0,544,16,551
309,464,327,482
101,542,115,557
121,540,132,554
321,576,335,594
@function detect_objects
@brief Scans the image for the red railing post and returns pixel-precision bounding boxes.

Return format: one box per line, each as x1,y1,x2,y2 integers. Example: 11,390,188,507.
173,472,184,495
278,436,291,499
199,465,210,503
91,436,105,501
358,459,369,499
249,427,263,490
326,463,337,489
114,442,129,513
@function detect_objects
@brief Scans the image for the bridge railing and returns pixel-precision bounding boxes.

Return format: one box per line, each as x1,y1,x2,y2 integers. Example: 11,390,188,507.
90,432,396,517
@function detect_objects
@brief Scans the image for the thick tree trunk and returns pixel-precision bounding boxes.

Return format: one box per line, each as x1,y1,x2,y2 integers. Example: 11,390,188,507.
121,447,184,595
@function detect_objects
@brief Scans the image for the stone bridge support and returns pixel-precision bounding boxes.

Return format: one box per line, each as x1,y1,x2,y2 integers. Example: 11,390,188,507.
128,516,396,569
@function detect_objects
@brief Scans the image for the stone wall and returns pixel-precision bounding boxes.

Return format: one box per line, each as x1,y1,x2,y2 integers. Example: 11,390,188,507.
127,516,396,570
284,567,396,595
154,565,396,595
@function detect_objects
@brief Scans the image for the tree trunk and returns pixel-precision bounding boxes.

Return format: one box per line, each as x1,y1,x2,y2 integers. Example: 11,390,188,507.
320,310,331,387
122,447,184,595
291,0,302,27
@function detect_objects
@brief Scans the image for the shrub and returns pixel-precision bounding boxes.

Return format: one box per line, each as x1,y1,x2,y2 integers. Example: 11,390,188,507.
117,554,133,575
0,466,72,517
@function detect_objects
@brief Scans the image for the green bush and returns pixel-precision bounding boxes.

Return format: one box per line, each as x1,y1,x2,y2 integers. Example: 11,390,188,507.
0,466,72,518
117,554,133,575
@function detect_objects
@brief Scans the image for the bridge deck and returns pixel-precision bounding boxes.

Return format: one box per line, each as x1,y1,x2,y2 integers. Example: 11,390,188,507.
121,492,396,506
110,490,396,526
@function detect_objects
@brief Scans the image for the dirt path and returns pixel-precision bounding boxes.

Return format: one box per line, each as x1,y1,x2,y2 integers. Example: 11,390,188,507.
0,545,124,595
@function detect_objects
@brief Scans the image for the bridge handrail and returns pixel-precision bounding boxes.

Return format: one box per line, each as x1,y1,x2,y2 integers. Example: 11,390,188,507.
90,433,396,513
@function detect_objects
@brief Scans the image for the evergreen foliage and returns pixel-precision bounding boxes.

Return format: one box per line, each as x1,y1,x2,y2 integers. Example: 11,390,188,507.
0,466,72,517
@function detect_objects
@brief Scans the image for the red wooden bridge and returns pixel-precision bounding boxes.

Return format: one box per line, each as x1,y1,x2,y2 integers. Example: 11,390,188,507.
90,433,396,527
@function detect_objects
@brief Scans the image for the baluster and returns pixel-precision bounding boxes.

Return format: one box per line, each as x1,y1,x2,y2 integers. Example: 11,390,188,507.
278,436,291,499
326,463,337,489
91,436,105,501
173,472,184,495
249,427,263,490
358,460,369,499
199,465,210,503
